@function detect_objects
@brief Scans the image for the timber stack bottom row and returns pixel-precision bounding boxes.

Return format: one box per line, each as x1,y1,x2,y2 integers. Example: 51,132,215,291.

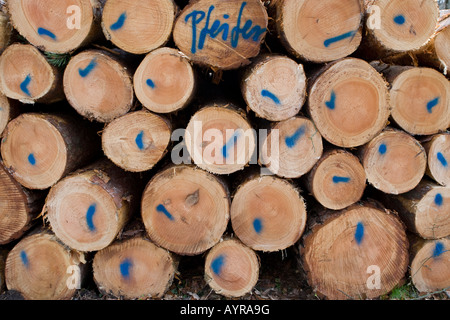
0,0,449,300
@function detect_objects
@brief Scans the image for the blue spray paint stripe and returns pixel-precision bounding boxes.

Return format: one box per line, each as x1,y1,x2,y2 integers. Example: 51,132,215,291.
222,130,241,158
110,12,127,31
28,153,36,166
37,27,57,40
354,222,364,245
378,143,387,155
325,91,336,110
426,97,440,114
285,125,306,149
393,15,406,25
120,259,132,279
211,255,225,275
332,176,351,184
86,204,97,232
437,152,448,167
261,89,281,105
20,250,29,268
156,204,175,221
433,242,445,258
20,74,32,97
324,30,357,47
78,58,98,78
434,193,443,206
253,218,263,234
135,131,145,150
146,79,155,89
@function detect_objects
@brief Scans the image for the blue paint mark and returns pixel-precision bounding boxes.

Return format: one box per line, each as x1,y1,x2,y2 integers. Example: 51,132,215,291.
78,58,97,78
28,153,36,166
120,259,132,279
354,222,364,245
379,143,387,155
285,125,306,149
437,152,448,167
325,91,336,110
135,131,145,150
86,204,97,232
156,204,175,221
393,15,406,25
434,193,443,206
261,89,281,105
20,250,29,268
426,97,440,114
110,12,127,31
20,74,32,97
333,176,351,184
211,255,225,275
185,2,266,54
146,79,155,89
37,27,57,40
324,30,357,47
222,130,241,158
433,242,445,258
253,218,263,234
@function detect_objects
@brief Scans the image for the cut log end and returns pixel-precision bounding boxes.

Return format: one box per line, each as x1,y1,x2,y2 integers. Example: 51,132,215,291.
308,58,390,148
204,238,259,298
424,133,450,186
102,110,172,172
230,175,307,252
102,0,176,55
134,48,195,114
434,23,450,73
0,93,13,136
93,237,176,299
141,165,230,256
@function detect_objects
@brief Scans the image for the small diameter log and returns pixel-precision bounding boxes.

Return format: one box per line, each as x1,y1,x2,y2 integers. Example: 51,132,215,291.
134,47,196,114
362,0,439,59
0,93,19,136
230,175,307,252
63,49,134,123
410,236,450,293
423,133,450,186
5,231,87,300
272,0,364,63
307,149,366,211
102,0,177,55
185,105,256,175
242,55,307,122
1,113,99,190
373,63,450,136
204,238,259,298
380,180,450,240
301,203,409,300
0,249,7,292
8,0,100,54
259,116,323,179
141,165,230,256
0,162,44,245
360,128,427,195
173,0,268,70
308,58,390,148
45,159,140,252
93,237,176,299
0,44,64,104
102,110,172,172
0,10,12,52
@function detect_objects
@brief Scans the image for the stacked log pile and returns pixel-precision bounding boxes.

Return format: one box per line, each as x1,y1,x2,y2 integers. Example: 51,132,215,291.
0,0,449,300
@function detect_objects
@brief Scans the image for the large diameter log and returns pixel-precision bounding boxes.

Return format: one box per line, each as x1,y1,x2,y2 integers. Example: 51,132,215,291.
173,0,268,70
380,180,450,240
93,237,176,299
0,44,64,104
259,116,323,179
204,238,259,298
242,55,307,122
102,110,172,173
308,58,390,148
8,0,101,53
141,165,230,256
185,105,256,175
102,0,177,55
45,160,141,252
5,231,87,300
272,0,364,63
360,129,427,195
301,203,409,300
307,149,366,211
410,236,450,293
63,49,134,123
423,133,450,186
134,47,196,114
230,175,307,252
1,113,100,190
